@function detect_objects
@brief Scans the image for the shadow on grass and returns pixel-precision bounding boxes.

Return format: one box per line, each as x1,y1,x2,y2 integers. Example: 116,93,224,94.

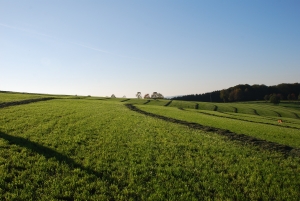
0,131,104,179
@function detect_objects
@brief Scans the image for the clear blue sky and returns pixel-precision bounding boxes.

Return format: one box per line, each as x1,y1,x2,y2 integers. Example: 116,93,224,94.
1,0,299,98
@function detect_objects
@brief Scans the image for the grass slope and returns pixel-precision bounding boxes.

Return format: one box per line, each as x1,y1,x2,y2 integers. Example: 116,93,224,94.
0,94,300,200
138,105,300,148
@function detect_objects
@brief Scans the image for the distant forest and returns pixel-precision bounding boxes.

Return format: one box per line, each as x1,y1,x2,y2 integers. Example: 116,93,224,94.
171,83,300,102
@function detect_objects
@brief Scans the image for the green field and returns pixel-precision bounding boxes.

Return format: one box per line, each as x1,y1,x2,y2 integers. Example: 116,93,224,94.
0,92,52,103
1,93,300,200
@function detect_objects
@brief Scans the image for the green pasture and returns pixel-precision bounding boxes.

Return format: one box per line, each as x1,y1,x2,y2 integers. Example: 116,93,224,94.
145,99,170,106
1,94,300,200
0,92,51,103
138,105,300,148
162,100,300,119
168,100,197,109
207,110,300,129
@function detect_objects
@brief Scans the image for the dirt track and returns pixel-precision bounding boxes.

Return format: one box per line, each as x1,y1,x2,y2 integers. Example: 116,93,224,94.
0,97,55,108
125,104,300,158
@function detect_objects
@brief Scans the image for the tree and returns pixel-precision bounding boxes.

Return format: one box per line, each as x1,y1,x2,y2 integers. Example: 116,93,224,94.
269,94,280,104
111,94,116,98
151,92,158,99
290,93,296,101
151,92,164,99
157,93,164,99
264,94,270,102
228,88,242,102
136,92,142,99
234,88,243,101
220,89,229,102
144,94,150,99
228,90,235,102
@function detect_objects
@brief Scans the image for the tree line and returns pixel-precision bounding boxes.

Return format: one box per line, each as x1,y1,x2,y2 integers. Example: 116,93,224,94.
171,83,300,103
136,92,164,99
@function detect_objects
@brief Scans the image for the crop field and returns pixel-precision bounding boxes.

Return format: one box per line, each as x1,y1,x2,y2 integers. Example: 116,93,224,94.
168,100,197,109
222,111,300,127
1,94,300,200
137,105,300,148
199,110,300,129
166,100,300,119
0,92,52,103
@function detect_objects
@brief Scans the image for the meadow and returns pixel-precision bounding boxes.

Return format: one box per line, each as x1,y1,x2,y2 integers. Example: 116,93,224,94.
1,92,300,200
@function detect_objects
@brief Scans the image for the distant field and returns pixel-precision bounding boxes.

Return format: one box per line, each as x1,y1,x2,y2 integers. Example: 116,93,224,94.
1,94,300,200
137,105,300,148
160,100,300,119
0,92,52,103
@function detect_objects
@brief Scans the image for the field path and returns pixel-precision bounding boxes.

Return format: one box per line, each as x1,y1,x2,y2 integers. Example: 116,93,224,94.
125,104,300,158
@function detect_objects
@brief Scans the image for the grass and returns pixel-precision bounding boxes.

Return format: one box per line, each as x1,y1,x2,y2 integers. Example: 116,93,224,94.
168,100,197,109
162,99,300,119
138,105,300,148
0,92,52,103
1,94,300,200
215,111,300,129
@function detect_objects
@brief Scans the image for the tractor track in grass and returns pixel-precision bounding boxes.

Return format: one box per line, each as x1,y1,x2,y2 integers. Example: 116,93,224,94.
143,100,151,104
291,112,300,119
198,111,300,130
120,99,130,102
252,108,259,115
273,111,282,117
125,104,300,158
0,97,56,109
164,100,173,106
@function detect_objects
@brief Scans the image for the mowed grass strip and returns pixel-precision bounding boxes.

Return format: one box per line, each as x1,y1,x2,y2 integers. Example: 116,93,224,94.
167,100,300,119
0,92,52,103
222,111,300,128
1,99,300,200
138,105,300,148
169,100,197,109
192,109,300,129
226,102,300,119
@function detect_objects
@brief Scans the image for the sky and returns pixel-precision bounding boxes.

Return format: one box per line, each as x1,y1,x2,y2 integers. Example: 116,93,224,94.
1,0,299,98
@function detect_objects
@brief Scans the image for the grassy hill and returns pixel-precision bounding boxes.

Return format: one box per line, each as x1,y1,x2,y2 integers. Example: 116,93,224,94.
1,92,300,200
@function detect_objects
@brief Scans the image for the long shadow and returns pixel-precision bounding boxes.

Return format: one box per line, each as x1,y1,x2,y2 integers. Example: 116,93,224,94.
0,131,104,179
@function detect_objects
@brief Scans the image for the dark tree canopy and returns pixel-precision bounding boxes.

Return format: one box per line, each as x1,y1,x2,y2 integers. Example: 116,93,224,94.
269,94,280,104
172,83,300,102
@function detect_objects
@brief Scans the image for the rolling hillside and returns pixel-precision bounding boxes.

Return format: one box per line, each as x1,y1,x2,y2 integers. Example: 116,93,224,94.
1,92,300,200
